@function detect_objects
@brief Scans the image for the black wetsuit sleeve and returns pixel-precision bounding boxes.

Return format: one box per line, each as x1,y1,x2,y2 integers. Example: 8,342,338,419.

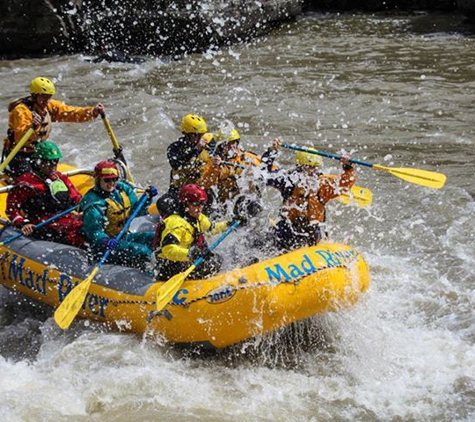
167,140,198,170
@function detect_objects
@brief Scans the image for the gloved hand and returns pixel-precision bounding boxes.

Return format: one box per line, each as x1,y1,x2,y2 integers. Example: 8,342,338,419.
101,237,119,251
235,216,248,226
146,185,158,198
233,196,262,226
188,246,202,261
188,245,210,261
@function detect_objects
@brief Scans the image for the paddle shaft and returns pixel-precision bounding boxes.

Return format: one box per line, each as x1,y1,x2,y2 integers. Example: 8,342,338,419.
281,142,446,189
0,127,35,173
100,113,135,183
194,220,241,267
281,142,373,168
0,204,78,246
96,193,149,267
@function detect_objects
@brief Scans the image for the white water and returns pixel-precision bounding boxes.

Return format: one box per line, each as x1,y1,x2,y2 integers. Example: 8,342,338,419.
1,12,475,422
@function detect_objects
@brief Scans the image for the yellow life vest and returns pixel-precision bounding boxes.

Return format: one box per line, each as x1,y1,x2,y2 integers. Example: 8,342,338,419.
104,190,132,237
36,105,52,141
169,149,211,190
215,150,263,203
157,213,211,261
4,98,52,152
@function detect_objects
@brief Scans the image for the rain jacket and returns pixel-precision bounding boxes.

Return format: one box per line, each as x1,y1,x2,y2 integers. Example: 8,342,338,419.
268,165,356,249
167,136,211,192
199,148,266,203
6,170,85,247
80,181,154,269
156,212,229,262
4,97,97,154
154,210,228,281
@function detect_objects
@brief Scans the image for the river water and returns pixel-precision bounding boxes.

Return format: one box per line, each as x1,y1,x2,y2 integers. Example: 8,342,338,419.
0,11,474,422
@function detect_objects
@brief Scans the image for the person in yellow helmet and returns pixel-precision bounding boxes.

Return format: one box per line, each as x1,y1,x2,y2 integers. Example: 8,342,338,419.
265,143,357,251
156,114,214,217
2,76,105,178
197,127,263,216
199,126,279,219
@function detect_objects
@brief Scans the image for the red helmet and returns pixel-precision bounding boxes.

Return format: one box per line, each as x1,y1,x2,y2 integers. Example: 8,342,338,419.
94,160,119,179
179,184,207,203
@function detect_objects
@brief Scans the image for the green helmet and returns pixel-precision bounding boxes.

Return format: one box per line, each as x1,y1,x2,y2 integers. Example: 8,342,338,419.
33,141,63,160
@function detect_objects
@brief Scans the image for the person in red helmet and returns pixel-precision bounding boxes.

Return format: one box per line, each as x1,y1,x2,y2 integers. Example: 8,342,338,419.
2,76,105,178
154,183,230,280
80,160,158,270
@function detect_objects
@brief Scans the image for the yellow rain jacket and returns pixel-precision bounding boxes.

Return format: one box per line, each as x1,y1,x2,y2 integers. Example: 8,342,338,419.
157,213,229,262
4,97,97,153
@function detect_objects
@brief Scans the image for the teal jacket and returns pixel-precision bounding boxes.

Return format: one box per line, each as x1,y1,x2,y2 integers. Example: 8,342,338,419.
80,181,151,248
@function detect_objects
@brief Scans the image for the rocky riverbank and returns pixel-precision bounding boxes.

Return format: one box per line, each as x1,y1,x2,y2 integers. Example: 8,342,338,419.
1,0,474,59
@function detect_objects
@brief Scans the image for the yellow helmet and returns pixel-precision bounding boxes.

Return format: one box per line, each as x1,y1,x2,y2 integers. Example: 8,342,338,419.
217,128,240,143
181,114,207,134
295,148,323,167
30,77,56,95
202,132,214,143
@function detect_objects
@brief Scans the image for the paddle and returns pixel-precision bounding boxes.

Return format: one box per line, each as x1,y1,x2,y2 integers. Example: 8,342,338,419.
53,193,149,329
280,143,446,189
100,112,135,183
337,185,372,207
0,204,78,246
0,127,35,173
154,220,241,313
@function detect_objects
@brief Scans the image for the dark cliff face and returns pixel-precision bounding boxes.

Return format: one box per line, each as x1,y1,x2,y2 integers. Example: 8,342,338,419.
0,0,304,58
0,0,81,57
304,0,457,11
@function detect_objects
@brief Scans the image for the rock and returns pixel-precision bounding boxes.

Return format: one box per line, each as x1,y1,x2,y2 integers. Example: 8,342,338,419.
0,0,304,58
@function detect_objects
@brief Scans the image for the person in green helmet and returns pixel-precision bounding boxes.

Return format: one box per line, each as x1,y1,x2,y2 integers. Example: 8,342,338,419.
2,76,105,178
6,141,86,247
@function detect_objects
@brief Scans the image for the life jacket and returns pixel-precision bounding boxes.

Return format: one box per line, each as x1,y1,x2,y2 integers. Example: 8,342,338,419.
212,150,264,203
283,184,326,227
19,172,73,218
281,171,327,227
155,213,210,260
104,189,132,237
5,97,52,152
169,148,211,190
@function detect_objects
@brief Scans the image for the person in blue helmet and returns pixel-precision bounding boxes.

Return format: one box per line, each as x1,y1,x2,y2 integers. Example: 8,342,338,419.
80,160,158,271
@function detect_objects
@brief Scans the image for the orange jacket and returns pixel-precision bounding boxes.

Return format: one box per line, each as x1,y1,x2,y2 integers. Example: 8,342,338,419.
269,167,356,226
200,150,267,203
4,97,97,153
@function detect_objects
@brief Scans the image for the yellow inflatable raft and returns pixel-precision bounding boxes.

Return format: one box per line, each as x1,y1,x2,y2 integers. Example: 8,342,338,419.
0,166,370,348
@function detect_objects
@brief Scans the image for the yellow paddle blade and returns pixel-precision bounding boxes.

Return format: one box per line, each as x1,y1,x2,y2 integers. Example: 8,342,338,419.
337,186,373,207
155,264,196,312
53,267,99,330
373,164,446,189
